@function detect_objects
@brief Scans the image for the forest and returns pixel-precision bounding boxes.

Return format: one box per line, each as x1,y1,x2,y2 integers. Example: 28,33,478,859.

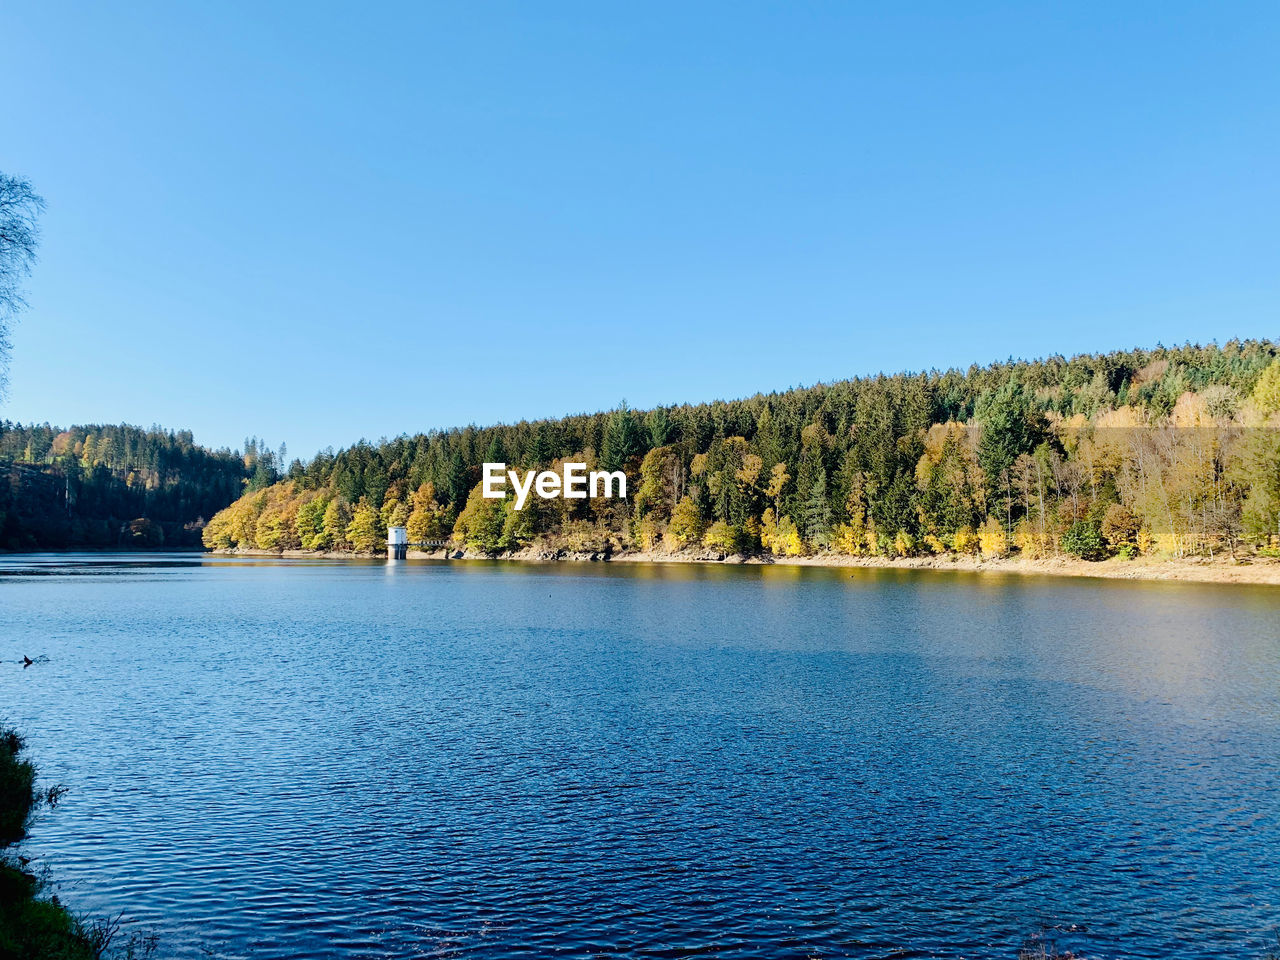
0,423,277,549
203,340,1280,563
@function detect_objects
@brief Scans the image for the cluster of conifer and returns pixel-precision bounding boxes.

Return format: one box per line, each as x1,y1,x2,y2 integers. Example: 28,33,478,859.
205,341,1280,561
0,423,274,549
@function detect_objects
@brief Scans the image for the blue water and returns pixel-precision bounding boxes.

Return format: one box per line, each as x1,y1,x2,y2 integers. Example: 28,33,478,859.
2,553,1278,959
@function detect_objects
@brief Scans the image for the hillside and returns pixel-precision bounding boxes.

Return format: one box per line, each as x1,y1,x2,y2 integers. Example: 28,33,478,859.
204,340,1280,562
0,423,275,549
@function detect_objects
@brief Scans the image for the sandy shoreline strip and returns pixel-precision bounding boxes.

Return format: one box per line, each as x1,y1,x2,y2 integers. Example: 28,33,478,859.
608,551,1280,585
214,547,1280,586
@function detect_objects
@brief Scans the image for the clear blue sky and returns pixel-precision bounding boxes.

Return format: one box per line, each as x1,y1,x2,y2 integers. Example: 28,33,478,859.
2,2,1277,459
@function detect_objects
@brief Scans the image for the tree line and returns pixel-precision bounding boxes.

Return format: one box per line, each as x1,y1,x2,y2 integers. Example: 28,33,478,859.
0,423,279,549
204,340,1280,562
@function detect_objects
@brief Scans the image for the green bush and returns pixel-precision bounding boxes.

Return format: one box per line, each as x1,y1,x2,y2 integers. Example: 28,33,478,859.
702,520,741,553
1061,520,1107,560
0,729,35,846
0,726,156,959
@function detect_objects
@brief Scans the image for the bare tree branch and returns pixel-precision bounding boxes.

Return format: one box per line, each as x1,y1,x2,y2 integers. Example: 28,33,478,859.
0,172,46,396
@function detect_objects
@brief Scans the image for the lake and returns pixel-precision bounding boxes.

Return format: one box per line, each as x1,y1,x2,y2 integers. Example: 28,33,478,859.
2,553,1278,959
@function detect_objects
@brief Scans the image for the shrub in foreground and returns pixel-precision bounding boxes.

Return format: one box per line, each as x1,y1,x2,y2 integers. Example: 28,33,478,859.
0,727,154,960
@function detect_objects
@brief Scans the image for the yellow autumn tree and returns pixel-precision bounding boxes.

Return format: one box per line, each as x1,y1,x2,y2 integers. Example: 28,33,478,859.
250,483,302,551
978,516,1008,558
666,496,704,548
635,446,682,522
406,482,450,543
760,507,780,552
295,493,331,551
201,508,236,549
703,520,738,552
1013,518,1050,559
380,496,409,532
953,525,979,555
636,516,664,552
766,462,790,517
774,515,804,556
761,507,804,556
321,498,352,551
346,499,382,552
1253,358,1280,415
831,523,863,555
452,483,505,552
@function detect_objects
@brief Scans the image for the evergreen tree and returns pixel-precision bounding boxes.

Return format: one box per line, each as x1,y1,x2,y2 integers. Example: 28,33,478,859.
601,404,643,472
976,379,1044,523
803,471,833,546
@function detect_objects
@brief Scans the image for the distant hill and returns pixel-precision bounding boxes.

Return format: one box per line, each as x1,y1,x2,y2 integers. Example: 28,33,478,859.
0,423,277,550
203,340,1280,561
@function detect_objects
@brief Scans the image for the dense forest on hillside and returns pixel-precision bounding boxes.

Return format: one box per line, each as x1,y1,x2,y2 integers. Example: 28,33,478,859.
0,423,277,549
205,340,1280,562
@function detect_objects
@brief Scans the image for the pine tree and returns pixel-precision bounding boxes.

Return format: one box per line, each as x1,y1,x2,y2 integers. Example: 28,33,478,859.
602,404,643,472
803,471,833,546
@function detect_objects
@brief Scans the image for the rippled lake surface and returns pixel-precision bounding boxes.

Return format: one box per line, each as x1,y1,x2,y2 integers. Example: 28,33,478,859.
2,553,1279,959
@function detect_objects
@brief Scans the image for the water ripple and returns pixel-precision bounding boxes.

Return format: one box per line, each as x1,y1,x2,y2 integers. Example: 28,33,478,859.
2,554,1279,959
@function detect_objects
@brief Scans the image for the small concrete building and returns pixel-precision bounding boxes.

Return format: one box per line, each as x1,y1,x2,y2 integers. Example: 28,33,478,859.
387,525,408,560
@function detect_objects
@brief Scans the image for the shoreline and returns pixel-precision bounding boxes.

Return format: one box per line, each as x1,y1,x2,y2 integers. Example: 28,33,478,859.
611,551,1280,585
212,546,1280,586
